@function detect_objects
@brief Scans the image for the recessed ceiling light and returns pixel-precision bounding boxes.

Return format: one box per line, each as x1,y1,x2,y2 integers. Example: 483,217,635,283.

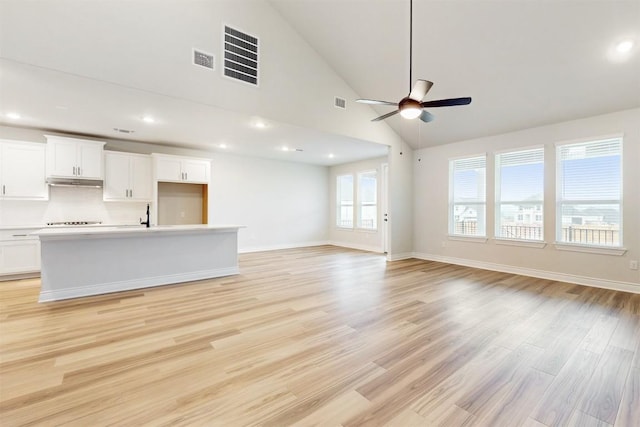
142,116,155,124
328,153,335,159
254,121,267,129
6,112,21,120
281,146,289,152
616,40,634,53
219,143,227,149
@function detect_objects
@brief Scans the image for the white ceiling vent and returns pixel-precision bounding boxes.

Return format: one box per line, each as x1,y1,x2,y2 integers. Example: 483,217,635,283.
223,25,259,86
334,97,347,109
193,49,215,70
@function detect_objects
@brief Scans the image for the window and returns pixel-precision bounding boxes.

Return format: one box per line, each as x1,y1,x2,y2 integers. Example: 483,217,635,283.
450,155,486,237
557,137,622,247
337,174,354,228
357,171,377,230
495,148,544,241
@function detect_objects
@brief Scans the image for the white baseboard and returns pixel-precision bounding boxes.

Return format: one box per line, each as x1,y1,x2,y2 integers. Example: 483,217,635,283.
239,241,331,254
387,252,414,261
328,241,384,254
38,267,239,302
413,252,640,294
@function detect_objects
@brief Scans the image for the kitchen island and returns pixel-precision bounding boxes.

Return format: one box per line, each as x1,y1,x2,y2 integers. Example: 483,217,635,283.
35,225,244,302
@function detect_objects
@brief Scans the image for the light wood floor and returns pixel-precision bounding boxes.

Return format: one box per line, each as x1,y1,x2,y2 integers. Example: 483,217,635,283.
1,246,639,426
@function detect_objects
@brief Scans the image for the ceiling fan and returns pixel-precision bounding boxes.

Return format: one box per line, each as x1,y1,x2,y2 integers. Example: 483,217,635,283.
356,0,472,123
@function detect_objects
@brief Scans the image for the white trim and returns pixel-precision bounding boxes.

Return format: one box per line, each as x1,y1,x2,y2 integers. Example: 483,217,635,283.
413,252,639,294
494,143,545,156
386,252,414,261
554,133,624,147
494,238,547,248
38,267,239,302
448,235,488,243
329,241,383,254
554,242,626,256
239,241,330,254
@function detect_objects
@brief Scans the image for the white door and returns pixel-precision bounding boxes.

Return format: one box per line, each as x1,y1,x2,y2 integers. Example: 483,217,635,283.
78,142,103,179
182,160,209,183
156,157,183,182
103,152,130,200
382,163,389,254
130,155,152,200
47,139,78,177
1,143,47,199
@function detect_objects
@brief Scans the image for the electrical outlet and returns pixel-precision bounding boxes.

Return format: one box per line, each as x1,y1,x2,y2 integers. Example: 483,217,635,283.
630,260,639,270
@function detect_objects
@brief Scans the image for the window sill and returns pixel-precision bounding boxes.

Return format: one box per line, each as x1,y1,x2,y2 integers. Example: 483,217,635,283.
494,238,547,248
554,242,627,256
448,235,488,243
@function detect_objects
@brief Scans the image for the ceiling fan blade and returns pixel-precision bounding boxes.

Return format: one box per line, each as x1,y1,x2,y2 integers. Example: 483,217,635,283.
409,80,434,101
372,109,401,122
356,99,398,106
421,97,472,108
419,110,434,123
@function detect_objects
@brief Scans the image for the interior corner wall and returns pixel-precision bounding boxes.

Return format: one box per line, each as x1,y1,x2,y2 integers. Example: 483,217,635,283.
413,108,640,292
328,156,387,253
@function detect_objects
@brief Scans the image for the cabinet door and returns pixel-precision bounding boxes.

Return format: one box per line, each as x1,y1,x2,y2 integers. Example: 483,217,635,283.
103,152,131,201
78,142,103,179
1,143,48,200
156,157,183,182
130,155,152,200
47,139,78,177
182,159,210,183
0,241,41,274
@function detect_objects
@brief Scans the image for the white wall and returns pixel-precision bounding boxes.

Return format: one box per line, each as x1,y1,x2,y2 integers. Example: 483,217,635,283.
329,156,387,253
0,126,329,252
209,152,328,252
413,108,640,292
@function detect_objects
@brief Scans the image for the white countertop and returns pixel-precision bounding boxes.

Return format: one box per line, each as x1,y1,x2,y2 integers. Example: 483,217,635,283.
34,224,245,239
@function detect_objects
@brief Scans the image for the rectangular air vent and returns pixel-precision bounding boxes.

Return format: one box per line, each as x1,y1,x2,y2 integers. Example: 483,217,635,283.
193,49,215,70
334,97,347,109
223,25,259,85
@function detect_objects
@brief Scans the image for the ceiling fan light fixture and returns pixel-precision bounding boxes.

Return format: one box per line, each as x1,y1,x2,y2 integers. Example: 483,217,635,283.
399,98,422,119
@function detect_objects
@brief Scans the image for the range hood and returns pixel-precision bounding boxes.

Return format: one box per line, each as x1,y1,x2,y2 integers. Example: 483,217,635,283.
47,177,103,188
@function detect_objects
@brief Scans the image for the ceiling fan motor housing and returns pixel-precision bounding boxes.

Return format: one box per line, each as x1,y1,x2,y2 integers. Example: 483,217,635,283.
399,97,422,119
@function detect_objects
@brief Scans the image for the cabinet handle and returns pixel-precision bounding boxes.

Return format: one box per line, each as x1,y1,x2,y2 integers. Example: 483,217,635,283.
77,166,81,176
73,166,76,175
185,172,188,180
2,184,5,195
130,189,133,198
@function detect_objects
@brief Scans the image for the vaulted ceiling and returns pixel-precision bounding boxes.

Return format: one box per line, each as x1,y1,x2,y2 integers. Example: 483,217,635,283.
0,0,638,165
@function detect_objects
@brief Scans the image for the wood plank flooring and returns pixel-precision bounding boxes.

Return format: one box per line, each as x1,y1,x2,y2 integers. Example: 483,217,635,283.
1,245,639,426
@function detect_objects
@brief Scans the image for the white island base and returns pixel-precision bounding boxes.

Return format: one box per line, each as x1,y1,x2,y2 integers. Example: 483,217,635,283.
36,225,243,302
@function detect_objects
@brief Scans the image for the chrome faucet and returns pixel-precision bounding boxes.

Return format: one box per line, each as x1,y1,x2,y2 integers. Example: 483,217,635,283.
140,203,150,228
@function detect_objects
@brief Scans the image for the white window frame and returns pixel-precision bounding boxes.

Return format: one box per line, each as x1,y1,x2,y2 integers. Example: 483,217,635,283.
449,154,487,238
336,174,354,229
357,170,377,230
555,135,623,251
494,146,545,242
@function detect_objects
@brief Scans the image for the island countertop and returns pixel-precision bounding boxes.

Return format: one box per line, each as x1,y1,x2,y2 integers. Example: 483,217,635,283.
34,224,245,240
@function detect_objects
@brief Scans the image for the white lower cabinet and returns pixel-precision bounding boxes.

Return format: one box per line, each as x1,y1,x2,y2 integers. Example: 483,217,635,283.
0,229,41,277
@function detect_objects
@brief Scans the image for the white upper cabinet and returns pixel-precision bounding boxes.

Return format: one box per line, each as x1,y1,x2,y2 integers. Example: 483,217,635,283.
154,154,210,184
0,140,48,200
45,135,105,179
103,151,152,201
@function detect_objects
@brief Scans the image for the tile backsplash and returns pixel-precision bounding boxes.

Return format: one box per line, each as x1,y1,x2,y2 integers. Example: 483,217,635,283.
0,187,148,226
